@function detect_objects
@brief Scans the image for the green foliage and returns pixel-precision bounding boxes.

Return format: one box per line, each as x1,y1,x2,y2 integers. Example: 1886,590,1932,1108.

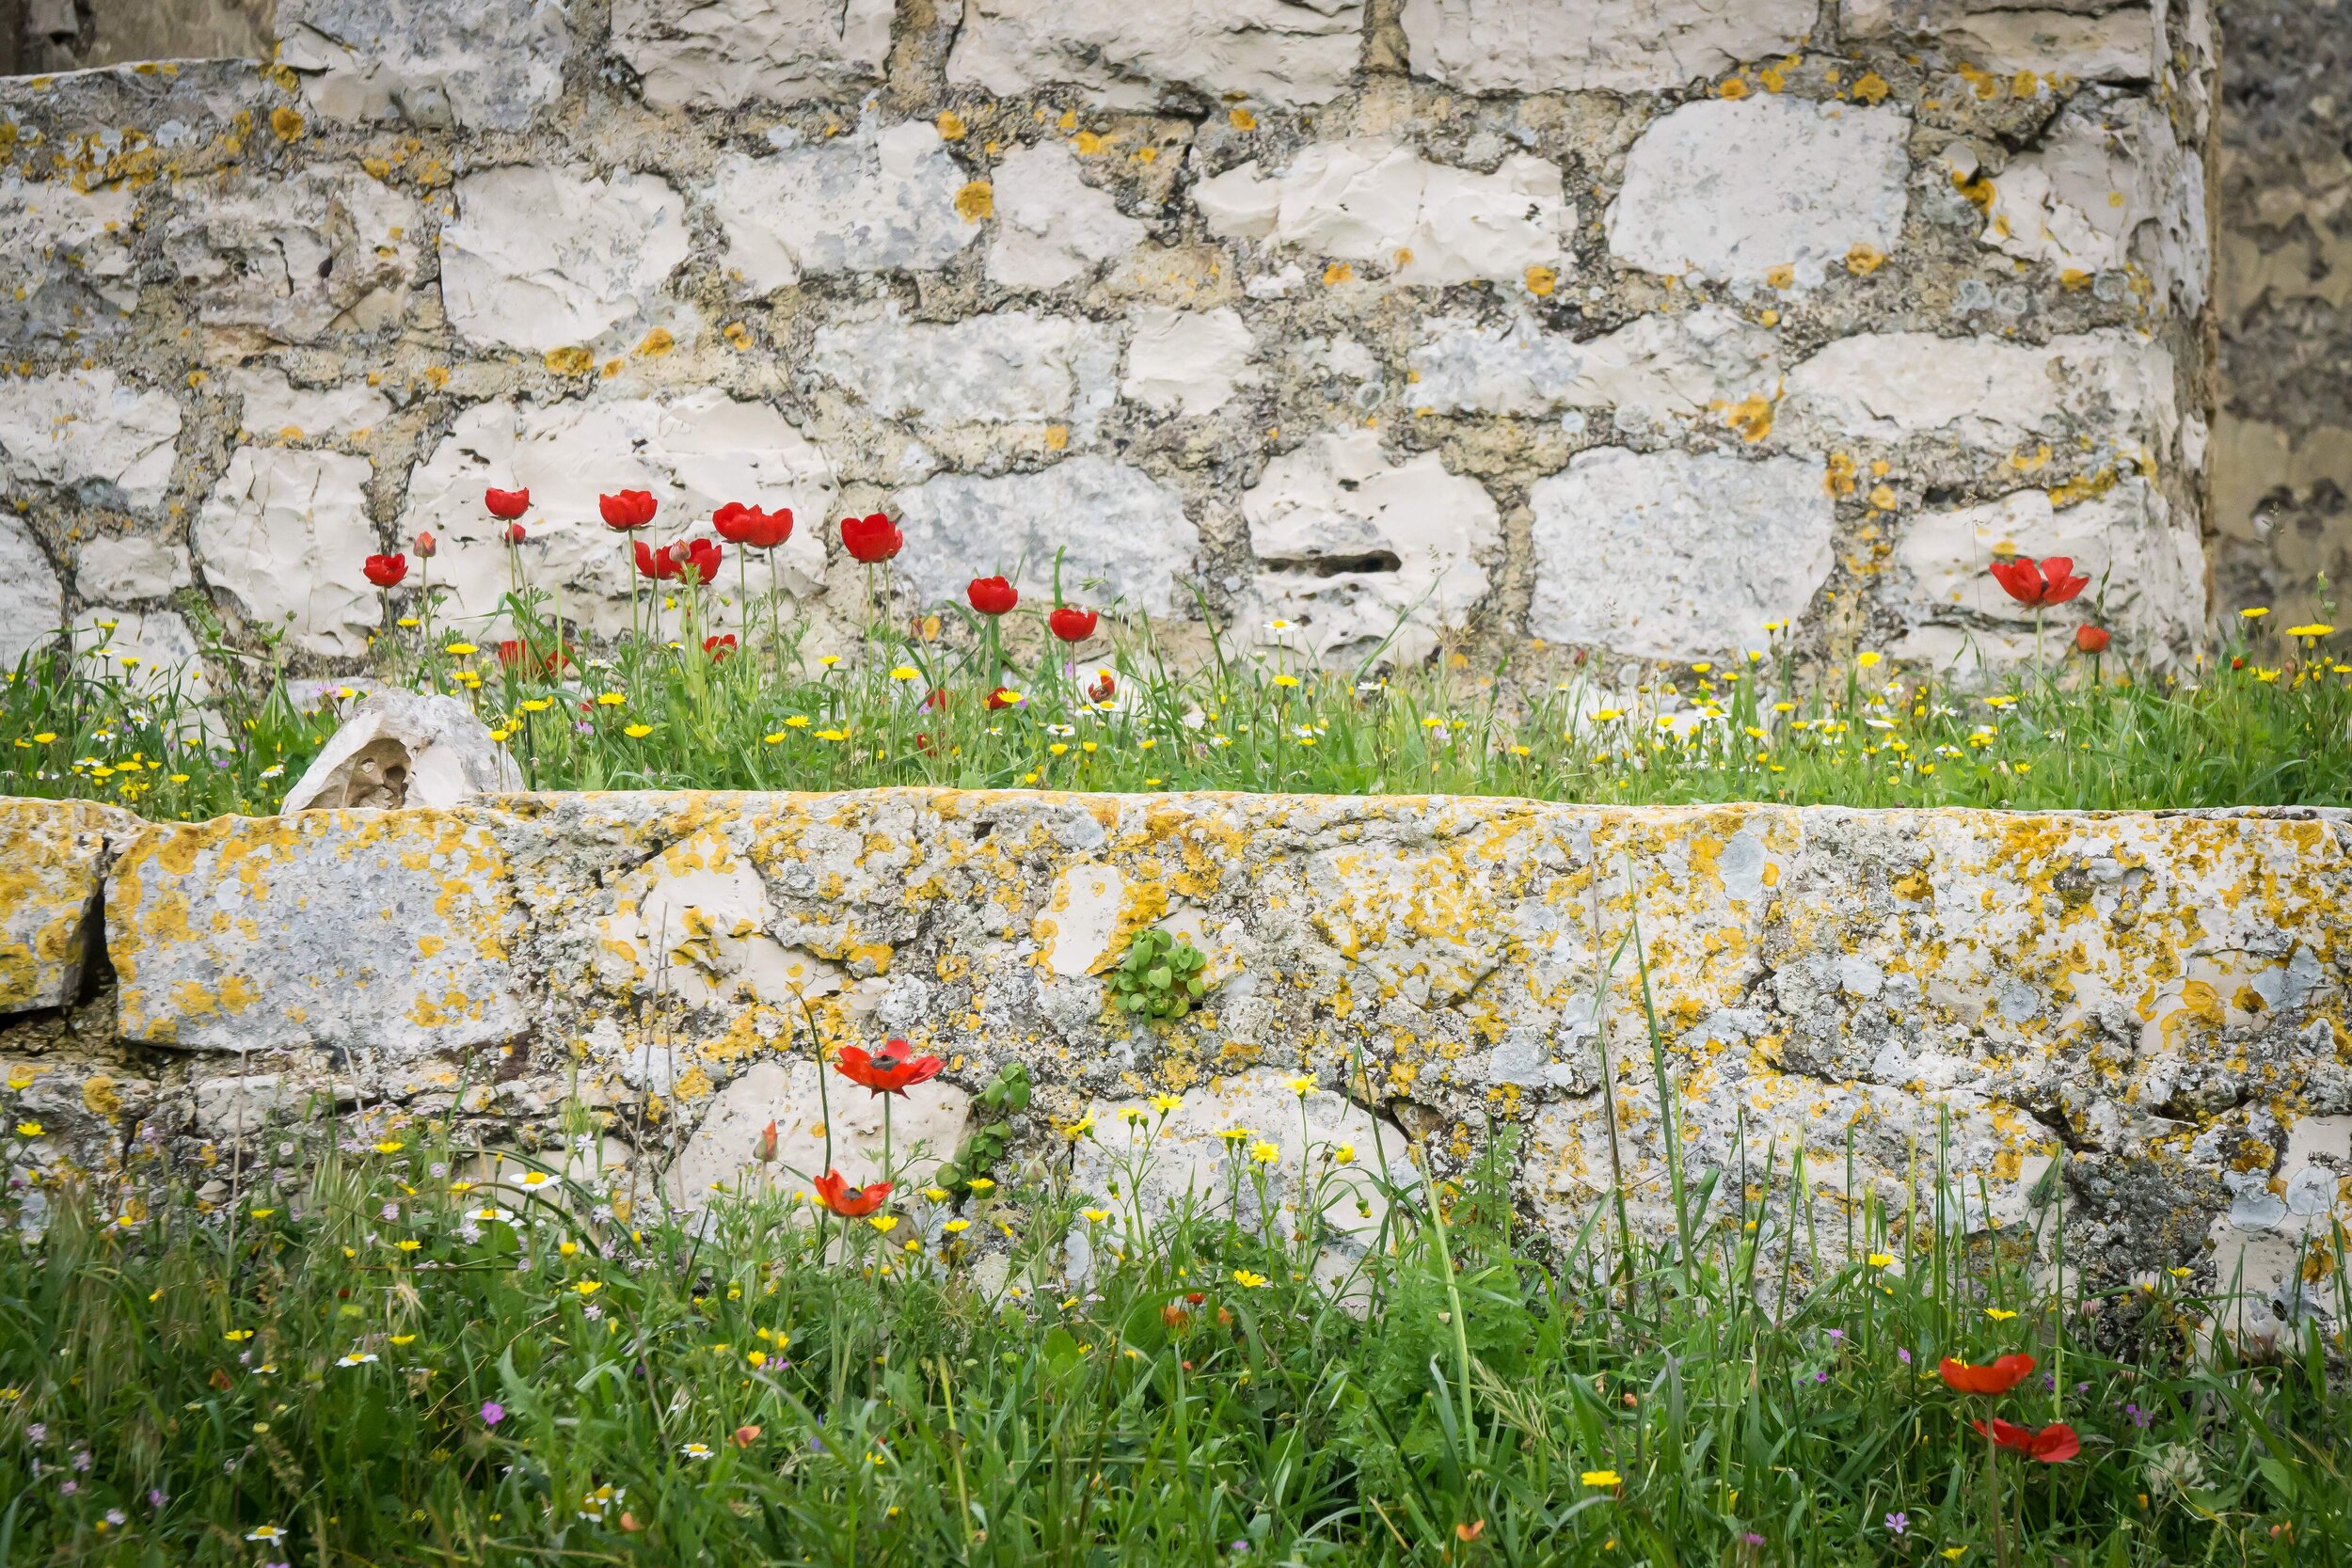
936,1061,1029,1190
1107,928,1210,1021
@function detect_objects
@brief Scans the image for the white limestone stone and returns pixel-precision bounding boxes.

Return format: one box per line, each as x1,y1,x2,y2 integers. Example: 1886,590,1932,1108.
1606,98,1911,285
282,689,522,811
1781,329,2179,455
75,535,192,602
0,517,63,665
441,166,690,354
276,0,570,132
1529,448,1834,657
1407,306,1781,424
0,177,137,345
891,458,1200,614
947,0,1367,109
1844,1,2154,81
711,121,979,294
811,308,1121,433
0,370,182,514
398,390,837,638
192,447,379,657
664,1058,972,1210
1245,430,1499,665
224,369,394,442
1122,307,1256,416
986,142,1147,291
1402,0,1817,93
1193,139,1571,287
613,0,893,108
1981,98,2208,313
165,166,421,344
71,607,210,702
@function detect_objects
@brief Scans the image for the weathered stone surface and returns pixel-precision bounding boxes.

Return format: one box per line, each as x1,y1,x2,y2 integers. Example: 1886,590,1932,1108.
0,517,64,665
947,0,1368,108
0,799,137,1014
398,390,838,636
223,369,393,443
192,447,379,657
440,166,691,354
0,370,182,515
613,0,894,109
810,309,1121,436
1402,0,1816,93
1982,98,2208,314
1607,99,1911,285
107,809,526,1058
710,122,977,294
276,0,570,131
1843,1,2155,81
892,459,1201,614
1780,329,2179,455
282,690,524,813
986,142,1146,292
74,534,192,603
1194,139,1572,288
1407,305,1781,424
665,1058,971,1208
164,166,421,343
1122,307,1256,416
1244,430,1498,663
1529,448,1833,658
0,177,137,346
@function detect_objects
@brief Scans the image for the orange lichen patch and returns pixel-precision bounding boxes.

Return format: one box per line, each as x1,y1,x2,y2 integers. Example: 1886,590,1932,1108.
1719,390,1776,443
1850,71,1891,104
1844,243,1886,276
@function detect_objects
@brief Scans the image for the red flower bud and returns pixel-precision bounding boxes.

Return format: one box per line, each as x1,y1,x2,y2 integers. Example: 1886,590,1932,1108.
840,511,903,564
600,490,659,531
967,575,1018,616
755,1118,778,1163
1049,604,1098,643
414,530,437,559
2074,624,2110,654
484,486,530,519
504,522,528,545
363,552,407,588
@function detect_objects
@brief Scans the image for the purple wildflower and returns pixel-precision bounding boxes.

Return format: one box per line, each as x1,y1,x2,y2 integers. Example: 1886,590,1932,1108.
481,1401,505,1427
1885,1512,1908,1536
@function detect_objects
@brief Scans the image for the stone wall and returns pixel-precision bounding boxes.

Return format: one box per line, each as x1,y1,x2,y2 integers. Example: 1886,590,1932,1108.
0,0,2217,684
6,790,2347,1332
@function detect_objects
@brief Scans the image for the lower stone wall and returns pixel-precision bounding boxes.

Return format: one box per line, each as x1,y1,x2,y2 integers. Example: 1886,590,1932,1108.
4,790,2347,1332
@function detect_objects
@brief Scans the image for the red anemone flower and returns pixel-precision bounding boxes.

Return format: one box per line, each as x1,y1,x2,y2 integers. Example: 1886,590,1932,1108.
968,576,1018,616
484,486,531,519
713,502,794,549
1049,604,1098,643
1989,554,2089,608
633,539,675,580
363,552,407,588
840,511,903,564
678,537,723,584
1973,1418,2080,1463
635,539,723,584
504,522,528,545
813,1169,891,1218
986,686,1021,710
1086,670,1117,705
1938,1354,2036,1396
834,1037,945,1097
415,530,437,559
924,688,948,713
2074,624,2110,654
704,633,737,663
497,638,569,673
600,490,659,531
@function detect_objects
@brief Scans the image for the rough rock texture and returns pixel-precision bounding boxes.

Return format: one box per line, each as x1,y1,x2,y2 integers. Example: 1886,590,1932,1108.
440,166,691,354
0,799,137,1013
612,0,894,110
948,0,1370,108
276,0,572,132
281,689,525,812
1401,0,1817,94
6,790,2345,1325
192,447,379,657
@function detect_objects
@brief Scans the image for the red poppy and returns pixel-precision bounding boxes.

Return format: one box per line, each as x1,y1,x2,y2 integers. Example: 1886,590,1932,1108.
924,688,948,712
1086,670,1117,705
834,1037,945,1097
813,1169,891,1217
713,502,794,549
600,490,659,531
703,633,737,663
968,576,1018,616
363,552,407,588
986,687,1021,710
840,512,903,563
484,486,531,519
1938,1354,2036,1396
2075,624,2110,654
504,522,528,545
1990,555,2089,608
678,537,723,584
415,530,437,559
497,638,569,674
635,538,723,585
1049,604,1098,643
914,731,936,756
1973,1418,2080,1463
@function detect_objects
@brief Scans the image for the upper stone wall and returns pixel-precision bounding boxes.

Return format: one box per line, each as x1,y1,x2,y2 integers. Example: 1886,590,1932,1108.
0,0,2216,682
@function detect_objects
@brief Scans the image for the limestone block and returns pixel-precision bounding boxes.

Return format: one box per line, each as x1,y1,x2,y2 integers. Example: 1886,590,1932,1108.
1121,307,1257,416
665,1058,972,1208
2207,1112,2352,1343
1401,0,1817,93
397,390,838,637
1193,139,1572,288
1407,306,1781,424
74,535,192,602
71,607,212,704
192,447,379,657
165,166,421,342
1781,329,2179,456
1529,448,1833,657
1244,430,1499,664
1982,98,2208,314
711,122,978,294
282,690,523,813
811,309,1121,434
0,799,138,1014
0,370,182,515
1843,1,2155,81
276,0,570,131
1607,98,1911,286
224,369,393,443
947,0,1367,109
0,177,137,346
892,458,1200,614
614,0,893,108
0,517,63,665
986,142,1147,291
106,810,526,1058
440,166,690,354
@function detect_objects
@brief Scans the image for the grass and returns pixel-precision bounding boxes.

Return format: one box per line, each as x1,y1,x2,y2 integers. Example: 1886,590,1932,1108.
0,560,2346,820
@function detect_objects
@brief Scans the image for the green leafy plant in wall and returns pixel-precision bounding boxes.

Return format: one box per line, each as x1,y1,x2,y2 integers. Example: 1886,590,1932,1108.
937,1060,1029,1191
1108,928,1210,1022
